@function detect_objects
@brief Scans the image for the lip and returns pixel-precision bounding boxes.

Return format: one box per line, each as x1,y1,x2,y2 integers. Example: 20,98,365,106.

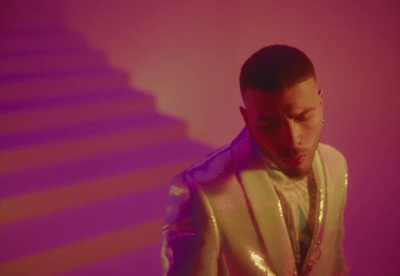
282,154,306,166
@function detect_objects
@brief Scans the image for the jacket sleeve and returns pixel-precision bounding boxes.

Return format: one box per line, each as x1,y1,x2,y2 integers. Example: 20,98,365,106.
161,172,220,275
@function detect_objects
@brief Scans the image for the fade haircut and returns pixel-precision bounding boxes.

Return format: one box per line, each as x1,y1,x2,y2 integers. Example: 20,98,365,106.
240,45,316,95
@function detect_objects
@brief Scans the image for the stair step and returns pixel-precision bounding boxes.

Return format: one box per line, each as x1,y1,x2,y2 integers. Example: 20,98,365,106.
0,66,128,82
0,32,89,54
0,138,212,198
0,29,82,38
0,26,211,275
56,243,163,276
1,187,166,263
0,112,171,149
0,218,164,275
0,50,109,77
0,116,187,173
0,159,189,225
0,89,147,113
0,141,208,262
0,112,165,150
0,94,155,134
0,70,130,102
0,142,210,264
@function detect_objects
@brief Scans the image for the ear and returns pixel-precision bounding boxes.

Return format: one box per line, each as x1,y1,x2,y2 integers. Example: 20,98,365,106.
239,106,249,125
318,89,324,105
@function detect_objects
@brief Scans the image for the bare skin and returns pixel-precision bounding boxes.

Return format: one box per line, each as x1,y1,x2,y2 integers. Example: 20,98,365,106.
240,78,324,179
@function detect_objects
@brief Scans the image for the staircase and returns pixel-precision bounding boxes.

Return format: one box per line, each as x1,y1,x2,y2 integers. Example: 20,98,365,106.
0,29,213,276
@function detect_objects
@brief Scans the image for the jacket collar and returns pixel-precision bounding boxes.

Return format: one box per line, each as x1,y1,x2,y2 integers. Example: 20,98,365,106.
230,126,327,275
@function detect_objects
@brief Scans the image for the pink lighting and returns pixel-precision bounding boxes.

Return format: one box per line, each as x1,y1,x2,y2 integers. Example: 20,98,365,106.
1,0,399,275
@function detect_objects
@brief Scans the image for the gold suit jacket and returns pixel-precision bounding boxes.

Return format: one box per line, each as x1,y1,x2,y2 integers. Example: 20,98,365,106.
161,127,349,275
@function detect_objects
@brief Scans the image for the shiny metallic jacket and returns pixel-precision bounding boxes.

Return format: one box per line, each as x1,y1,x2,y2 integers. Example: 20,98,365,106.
162,127,349,275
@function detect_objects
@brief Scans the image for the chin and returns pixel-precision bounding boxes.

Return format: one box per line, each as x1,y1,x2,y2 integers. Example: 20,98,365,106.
279,160,313,180
282,167,311,180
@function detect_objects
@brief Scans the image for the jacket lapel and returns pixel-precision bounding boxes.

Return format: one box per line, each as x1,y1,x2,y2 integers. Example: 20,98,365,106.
301,148,327,275
231,127,328,275
230,127,296,275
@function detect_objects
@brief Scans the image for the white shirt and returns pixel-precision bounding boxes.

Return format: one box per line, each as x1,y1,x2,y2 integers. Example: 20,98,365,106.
255,145,318,271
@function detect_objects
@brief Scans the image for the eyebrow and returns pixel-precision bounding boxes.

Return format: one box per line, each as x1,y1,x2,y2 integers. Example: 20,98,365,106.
259,107,316,121
259,116,277,122
296,107,316,116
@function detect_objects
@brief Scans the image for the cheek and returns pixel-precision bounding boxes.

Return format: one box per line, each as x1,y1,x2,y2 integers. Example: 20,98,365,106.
253,129,280,152
302,125,322,146
301,118,322,137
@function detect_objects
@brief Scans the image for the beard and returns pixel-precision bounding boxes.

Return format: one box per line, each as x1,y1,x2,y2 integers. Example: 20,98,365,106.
279,156,314,180
259,135,320,180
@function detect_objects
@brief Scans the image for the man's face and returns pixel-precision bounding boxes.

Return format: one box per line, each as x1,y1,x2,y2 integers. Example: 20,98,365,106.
241,78,323,179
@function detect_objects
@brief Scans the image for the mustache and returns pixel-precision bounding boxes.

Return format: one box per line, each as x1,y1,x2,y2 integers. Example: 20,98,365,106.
279,148,308,158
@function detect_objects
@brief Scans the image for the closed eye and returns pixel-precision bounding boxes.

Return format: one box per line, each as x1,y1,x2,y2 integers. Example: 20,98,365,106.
294,108,315,121
258,117,279,129
295,114,312,121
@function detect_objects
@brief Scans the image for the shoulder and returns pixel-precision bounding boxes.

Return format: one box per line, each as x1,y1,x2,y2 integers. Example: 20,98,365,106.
173,143,235,190
165,144,235,226
318,143,347,166
318,143,348,180
181,145,233,185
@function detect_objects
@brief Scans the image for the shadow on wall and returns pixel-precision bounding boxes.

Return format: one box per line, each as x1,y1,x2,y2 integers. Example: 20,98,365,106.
0,6,213,276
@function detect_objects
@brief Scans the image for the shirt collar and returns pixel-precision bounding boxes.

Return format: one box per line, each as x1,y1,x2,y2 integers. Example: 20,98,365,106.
253,141,308,185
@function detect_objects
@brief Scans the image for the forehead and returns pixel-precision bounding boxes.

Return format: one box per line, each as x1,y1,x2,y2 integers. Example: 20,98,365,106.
243,78,318,117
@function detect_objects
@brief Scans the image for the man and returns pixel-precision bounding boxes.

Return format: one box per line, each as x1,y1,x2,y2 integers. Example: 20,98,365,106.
161,45,349,275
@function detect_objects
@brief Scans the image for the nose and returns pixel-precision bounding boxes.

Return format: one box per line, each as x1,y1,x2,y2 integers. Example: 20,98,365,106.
280,120,301,147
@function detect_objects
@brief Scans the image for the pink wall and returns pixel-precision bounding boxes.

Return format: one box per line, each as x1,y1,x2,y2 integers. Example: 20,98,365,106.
64,0,244,147
1,0,399,275
64,2,400,274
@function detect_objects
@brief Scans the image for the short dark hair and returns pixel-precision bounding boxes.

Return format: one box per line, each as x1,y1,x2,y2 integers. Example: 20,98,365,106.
239,45,316,95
